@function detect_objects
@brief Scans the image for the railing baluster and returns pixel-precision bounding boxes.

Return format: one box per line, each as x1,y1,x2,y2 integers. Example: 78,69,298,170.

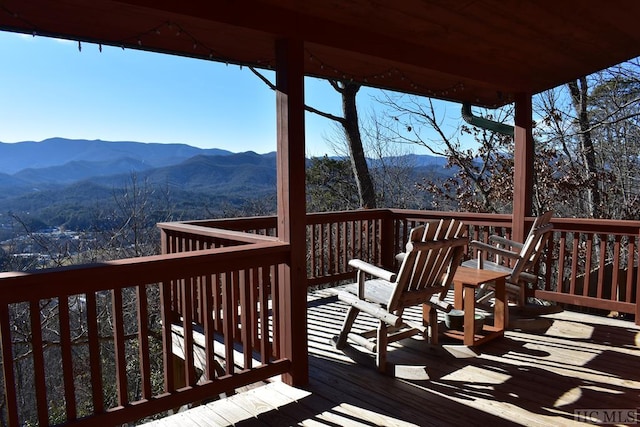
328,222,334,275
160,281,175,393
611,235,622,301
197,275,205,328
626,238,635,303
30,300,49,425
213,273,222,331
569,233,579,296
597,238,607,299
232,270,241,342
136,285,152,400
543,234,554,291
583,233,593,296
320,223,326,276
310,223,317,277
557,232,567,293
366,219,373,261
181,278,196,386
250,268,260,352
191,274,199,327
259,266,271,363
111,288,128,407
85,291,104,413
270,264,280,359
222,272,235,375
0,303,19,427
203,273,216,381
58,295,77,421
373,219,379,264
358,219,365,261
350,220,356,261
240,269,252,369
393,217,401,257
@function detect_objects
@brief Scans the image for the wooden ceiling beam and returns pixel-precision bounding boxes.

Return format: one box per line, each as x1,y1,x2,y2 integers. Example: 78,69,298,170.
116,0,529,90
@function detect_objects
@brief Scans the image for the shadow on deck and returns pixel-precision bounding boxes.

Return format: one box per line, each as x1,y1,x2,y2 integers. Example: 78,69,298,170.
146,289,640,426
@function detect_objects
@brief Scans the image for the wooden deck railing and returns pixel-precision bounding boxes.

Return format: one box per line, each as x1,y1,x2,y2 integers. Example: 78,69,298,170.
173,210,513,287
3,209,639,426
166,210,639,323
0,233,290,427
537,218,640,317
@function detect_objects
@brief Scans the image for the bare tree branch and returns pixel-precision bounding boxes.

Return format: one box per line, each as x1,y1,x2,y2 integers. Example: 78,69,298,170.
249,66,346,124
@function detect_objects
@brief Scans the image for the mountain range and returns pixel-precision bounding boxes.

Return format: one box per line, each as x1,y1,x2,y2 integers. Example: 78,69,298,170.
0,137,232,174
0,138,450,231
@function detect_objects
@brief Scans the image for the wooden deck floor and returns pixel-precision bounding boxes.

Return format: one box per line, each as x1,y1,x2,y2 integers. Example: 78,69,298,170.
147,290,640,426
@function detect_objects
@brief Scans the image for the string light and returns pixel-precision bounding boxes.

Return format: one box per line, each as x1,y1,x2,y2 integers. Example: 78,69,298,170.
1,4,502,102
303,48,467,99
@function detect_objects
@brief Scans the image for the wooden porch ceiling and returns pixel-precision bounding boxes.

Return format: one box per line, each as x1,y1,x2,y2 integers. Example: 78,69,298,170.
1,1,640,108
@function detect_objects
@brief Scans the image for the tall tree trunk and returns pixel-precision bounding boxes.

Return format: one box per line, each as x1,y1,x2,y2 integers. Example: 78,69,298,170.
340,82,377,208
568,78,601,218
249,67,377,210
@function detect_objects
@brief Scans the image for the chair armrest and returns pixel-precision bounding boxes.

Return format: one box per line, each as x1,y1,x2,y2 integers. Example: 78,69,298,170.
488,235,523,250
337,291,402,327
469,240,520,260
427,295,452,313
348,259,397,283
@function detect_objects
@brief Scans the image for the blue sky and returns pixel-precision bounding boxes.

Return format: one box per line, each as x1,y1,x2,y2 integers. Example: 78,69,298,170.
0,31,462,156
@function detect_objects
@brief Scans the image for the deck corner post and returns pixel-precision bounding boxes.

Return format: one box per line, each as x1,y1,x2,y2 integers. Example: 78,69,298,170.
513,92,534,243
275,37,309,385
380,209,396,270
159,226,168,255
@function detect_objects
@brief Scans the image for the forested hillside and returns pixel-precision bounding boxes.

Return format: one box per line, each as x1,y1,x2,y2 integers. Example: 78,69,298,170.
0,138,449,238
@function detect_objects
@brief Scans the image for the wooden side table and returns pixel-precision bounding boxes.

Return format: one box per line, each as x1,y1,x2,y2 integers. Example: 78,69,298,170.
444,266,509,346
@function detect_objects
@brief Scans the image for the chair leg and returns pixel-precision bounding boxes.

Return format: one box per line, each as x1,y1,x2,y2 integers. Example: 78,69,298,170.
335,306,360,349
428,306,439,345
376,321,388,373
422,304,439,344
518,283,526,307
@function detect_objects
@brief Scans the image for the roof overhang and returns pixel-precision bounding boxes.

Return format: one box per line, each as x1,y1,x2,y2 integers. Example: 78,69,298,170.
1,0,639,107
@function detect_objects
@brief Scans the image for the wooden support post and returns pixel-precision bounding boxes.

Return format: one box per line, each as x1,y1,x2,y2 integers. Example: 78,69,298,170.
636,229,640,326
275,37,309,385
513,92,534,243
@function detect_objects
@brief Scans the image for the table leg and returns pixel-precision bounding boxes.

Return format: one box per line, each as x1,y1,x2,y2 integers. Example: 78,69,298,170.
463,284,475,345
454,280,463,310
493,277,507,330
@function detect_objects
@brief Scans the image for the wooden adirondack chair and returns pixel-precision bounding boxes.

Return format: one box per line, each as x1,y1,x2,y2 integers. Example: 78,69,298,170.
462,211,554,308
333,218,467,373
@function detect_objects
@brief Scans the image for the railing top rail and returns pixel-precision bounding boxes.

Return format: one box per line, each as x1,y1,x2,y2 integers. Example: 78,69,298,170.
0,241,289,304
157,222,280,243
177,215,278,231
305,209,391,224
548,217,640,235
159,209,640,240
388,209,513,226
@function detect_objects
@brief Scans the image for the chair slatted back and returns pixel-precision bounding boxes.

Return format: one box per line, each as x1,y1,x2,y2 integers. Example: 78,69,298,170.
510,211,554,280
388,219,467,312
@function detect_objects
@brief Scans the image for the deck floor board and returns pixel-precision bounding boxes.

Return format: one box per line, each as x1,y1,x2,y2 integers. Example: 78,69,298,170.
147,289,640,426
